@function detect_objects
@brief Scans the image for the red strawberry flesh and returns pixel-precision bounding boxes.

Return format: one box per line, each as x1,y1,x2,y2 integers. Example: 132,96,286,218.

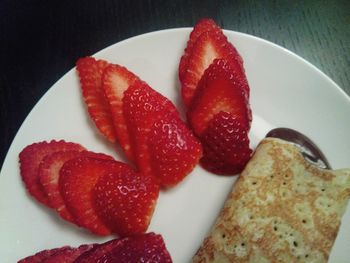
179,18,221,82
19,140,85,207
76,57,116,143
200,111,252,174
181,31,244,106
188,58,252,137
149,112,202,186
74,233,172,263
39,150,114,223
41,244,95,263
102,64,140,161
18,247,68,263
39,150,83,223
180,20,248,107
122,81,177,178
59,157,125,235
93,168,159,236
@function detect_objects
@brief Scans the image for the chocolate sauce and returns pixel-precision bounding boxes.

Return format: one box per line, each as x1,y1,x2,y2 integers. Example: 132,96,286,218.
266,128,331,169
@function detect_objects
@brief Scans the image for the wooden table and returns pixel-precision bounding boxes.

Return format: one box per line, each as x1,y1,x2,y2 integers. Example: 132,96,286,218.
1,0,349,166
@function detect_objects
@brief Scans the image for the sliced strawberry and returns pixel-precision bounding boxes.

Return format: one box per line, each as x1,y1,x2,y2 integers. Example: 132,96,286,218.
188,58,252,137
79,151,115,161
179,18,221,82
59,157,125,235
76,57,116,143
180,26,248,106
41,244,95,263
93,167,159,236
102,64,140,161
39,151,82,222
19,140,85,207
122,81,177,177
149,112,202,186
75,233,172,263
39,151,114,223
200,111,252,174
18,246,68,263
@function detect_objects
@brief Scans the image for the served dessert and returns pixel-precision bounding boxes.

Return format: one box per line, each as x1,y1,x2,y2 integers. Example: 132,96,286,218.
192,137,350,262
15,18,350,262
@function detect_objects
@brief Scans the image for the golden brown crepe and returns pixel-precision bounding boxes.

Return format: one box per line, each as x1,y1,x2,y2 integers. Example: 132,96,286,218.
192,138,350,263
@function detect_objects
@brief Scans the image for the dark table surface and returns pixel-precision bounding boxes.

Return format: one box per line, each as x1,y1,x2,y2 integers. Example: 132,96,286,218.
1,0,349,168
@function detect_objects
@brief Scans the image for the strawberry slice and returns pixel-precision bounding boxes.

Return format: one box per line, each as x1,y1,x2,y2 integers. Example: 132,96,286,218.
18,233,172,263
102,64,140,161
41,244,95,263
179,18,221,82
200,111,252,174
59,157,125,235
39,151,114,223
19,140,85,207
93,167,159,236
39,150,82,222
180,23,248,106
123,81,201,186
149,112,202,186
75,233,172,263
122,81,177,177
188,58,252,137
18,247,66,263
18,244,95,263
76,57,116,143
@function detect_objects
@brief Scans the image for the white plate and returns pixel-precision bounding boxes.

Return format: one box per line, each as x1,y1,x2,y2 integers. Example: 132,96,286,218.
1,28,349,262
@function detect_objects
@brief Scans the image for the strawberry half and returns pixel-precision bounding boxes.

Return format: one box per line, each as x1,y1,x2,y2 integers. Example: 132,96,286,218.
179,18,221,82
19,140,85,207
149,112,202,187
93,167,159,236
122,81,177,177
200,111,252,174
59,157,125,235
102,64,140,161
76,57,116,143
180,21,247,107
188,58,252,137
74,233,172,263
39,151,114,223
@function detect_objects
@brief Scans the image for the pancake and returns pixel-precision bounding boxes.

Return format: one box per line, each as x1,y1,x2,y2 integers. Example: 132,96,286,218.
192,138,350,263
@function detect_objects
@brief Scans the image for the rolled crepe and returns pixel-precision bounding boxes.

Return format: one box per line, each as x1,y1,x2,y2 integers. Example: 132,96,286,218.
192,138,350,263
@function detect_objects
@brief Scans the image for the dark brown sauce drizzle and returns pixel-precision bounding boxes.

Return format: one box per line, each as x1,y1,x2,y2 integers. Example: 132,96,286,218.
266,128,331,169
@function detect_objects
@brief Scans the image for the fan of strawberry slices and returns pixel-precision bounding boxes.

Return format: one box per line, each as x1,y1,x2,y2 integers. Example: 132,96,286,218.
179,18,253,175
76,58,202,187
19,140,159,236
19,52,202,237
